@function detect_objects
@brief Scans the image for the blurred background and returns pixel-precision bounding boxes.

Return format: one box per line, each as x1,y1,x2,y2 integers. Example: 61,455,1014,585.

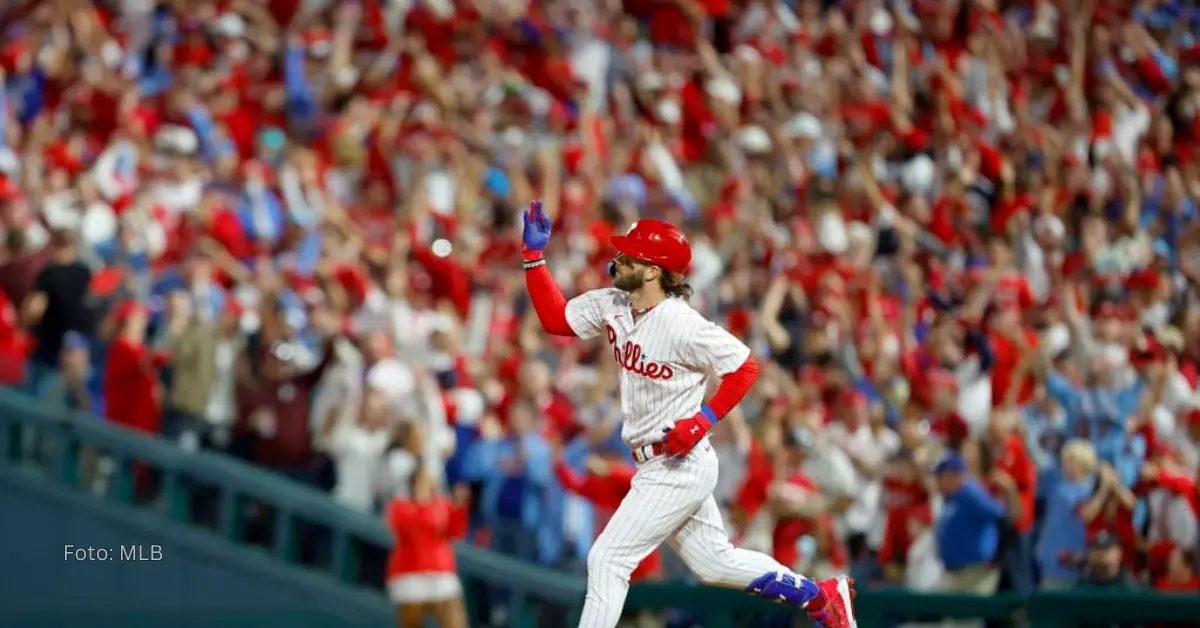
0,0,1199,627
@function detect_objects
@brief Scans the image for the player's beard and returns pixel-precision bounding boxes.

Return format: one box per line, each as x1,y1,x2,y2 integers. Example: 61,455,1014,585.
613,266,647,293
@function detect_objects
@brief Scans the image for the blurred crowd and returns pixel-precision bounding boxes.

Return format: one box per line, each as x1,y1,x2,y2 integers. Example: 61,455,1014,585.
2,0,1200,621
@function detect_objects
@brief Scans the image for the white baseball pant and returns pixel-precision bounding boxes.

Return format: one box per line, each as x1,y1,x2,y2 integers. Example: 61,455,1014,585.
577,441,803,628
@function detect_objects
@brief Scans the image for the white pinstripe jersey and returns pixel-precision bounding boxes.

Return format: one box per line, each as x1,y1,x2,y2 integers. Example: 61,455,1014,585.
565,289,751,447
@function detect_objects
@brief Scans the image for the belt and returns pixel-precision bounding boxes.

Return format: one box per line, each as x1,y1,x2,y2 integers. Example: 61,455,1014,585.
630,442,665,464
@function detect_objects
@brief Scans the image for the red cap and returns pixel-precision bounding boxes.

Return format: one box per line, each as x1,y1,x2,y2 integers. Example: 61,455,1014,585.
112,301,144,325
89,267,125,296
1125,269,1161,292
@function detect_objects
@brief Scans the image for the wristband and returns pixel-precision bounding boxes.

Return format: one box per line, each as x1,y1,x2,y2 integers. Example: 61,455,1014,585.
523,259,547,270
700,405,719,426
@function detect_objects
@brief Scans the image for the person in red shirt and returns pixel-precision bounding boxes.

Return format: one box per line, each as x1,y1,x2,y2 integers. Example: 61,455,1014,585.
104,302,168,435
1145,462,1200,522
104,301,170,501
1080,461,1142,573
1154,546,1200,594
878,448,932,580
1080,463,1139,572
385,468,470,628
735,429,850,576
926,370,970,449
0,287,31,385
983,410,1038,595
987,303,1039,408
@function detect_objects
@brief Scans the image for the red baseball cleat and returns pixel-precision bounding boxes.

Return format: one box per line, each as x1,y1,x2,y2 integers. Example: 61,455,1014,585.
806,576,858,628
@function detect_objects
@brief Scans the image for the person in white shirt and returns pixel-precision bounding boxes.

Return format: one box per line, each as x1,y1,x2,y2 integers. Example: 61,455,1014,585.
822,391,901,549
204,302,246,449
898,504,944,628
310,337,365,447
324,386,394,512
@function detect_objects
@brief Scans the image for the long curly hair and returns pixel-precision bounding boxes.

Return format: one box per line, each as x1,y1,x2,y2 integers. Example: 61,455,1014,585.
661,270,693,299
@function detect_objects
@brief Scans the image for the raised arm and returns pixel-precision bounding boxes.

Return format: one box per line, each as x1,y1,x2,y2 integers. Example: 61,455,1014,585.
522,199,576,337
961,480,1007,521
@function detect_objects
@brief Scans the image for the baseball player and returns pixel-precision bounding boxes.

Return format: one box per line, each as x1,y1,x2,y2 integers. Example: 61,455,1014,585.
520,200,857,628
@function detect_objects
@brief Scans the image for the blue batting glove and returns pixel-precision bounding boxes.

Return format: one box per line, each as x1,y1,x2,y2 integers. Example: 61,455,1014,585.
522,199,552,254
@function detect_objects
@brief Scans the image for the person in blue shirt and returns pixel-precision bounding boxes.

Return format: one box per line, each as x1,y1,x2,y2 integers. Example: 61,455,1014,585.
463,400,554,565
31,331,103,487
934,451,1007,606
1035,439,1099,590
1022,384,1070,491
37,330,101,416
1045,358,1146,487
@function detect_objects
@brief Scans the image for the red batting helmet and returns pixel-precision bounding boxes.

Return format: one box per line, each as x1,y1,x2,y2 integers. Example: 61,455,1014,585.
610,219,691,274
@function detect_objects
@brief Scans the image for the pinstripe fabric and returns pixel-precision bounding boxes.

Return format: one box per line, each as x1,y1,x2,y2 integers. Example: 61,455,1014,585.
578,446,799,628
578,446,718,627
563,290,750,448
565,288,802,628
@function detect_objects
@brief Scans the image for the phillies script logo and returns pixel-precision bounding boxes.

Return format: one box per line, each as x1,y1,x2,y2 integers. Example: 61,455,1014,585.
607,325,674,380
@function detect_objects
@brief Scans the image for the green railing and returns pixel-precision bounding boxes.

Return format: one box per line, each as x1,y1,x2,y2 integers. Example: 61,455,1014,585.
0,389,389,578
0,388,582,626
3,388,1199,628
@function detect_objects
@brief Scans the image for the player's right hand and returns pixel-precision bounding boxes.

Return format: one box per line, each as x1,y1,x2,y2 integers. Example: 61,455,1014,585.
522,199,552,255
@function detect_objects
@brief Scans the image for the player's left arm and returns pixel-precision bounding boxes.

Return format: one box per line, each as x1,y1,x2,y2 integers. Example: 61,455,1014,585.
662,320,759,457
689,318,760,423
702,355,760,423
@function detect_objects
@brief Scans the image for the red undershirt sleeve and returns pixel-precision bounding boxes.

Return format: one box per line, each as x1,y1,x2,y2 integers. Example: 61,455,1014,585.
525,260,576,337
705,356,759,420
